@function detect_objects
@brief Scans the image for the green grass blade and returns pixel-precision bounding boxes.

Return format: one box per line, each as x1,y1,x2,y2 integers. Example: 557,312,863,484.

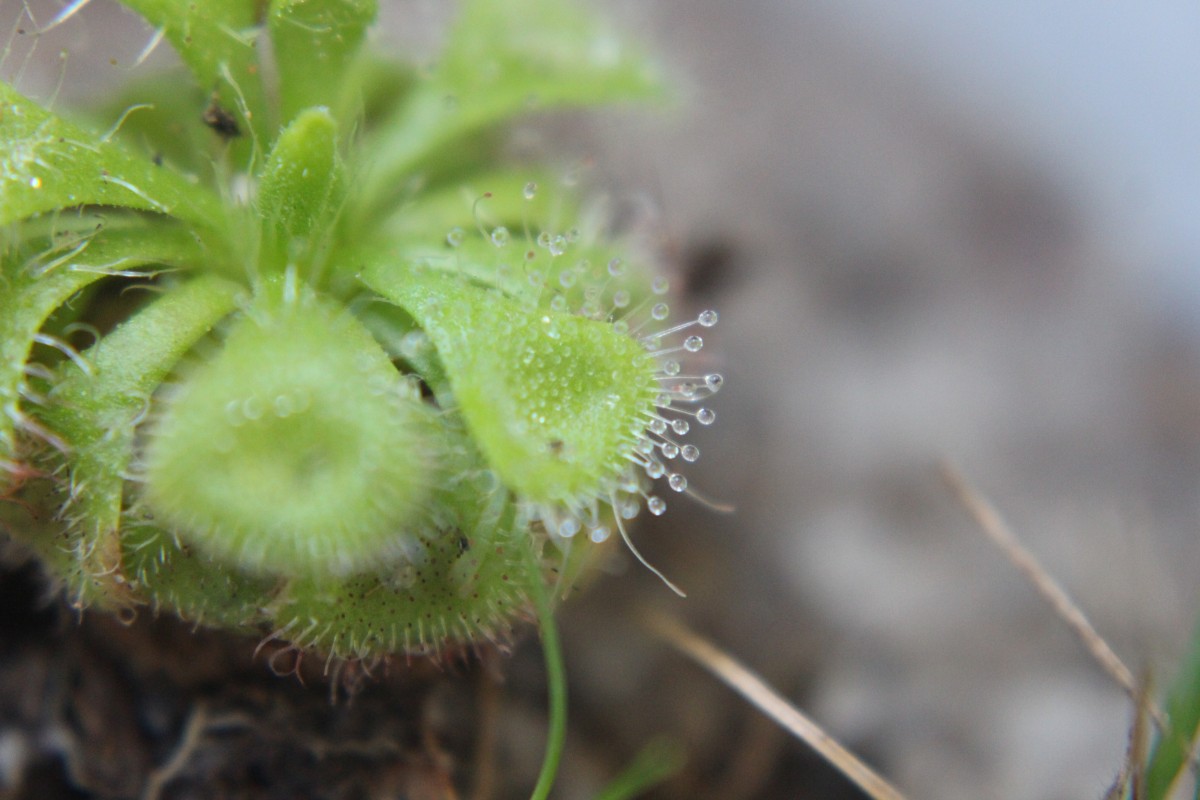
592,738,686,800
1144,609,1200,799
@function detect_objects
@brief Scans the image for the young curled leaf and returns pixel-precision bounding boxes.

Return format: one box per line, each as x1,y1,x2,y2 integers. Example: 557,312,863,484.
258,107,343,246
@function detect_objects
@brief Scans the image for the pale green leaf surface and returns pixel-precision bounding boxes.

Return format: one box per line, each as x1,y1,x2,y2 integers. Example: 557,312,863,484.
0,83,224,228
88,75,214,180
378,170,563,243
269,0,377,124
361,0,662,207
115,0,269,147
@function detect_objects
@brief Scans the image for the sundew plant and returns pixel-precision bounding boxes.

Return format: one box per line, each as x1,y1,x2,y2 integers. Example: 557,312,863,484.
0,0,723,678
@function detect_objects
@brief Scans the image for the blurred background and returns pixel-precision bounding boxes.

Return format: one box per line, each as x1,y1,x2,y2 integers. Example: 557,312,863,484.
562,1,1200,798
7,1,1200,798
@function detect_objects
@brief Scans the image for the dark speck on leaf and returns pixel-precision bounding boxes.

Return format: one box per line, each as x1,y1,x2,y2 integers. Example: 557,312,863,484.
202,98,241,139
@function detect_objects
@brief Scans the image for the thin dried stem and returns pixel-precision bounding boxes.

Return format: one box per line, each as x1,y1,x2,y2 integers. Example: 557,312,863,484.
939,461,1165,730
645,612,909,800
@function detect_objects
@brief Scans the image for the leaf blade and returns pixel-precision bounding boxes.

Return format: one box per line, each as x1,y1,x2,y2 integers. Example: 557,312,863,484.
0,83,225,228
1,223,211,472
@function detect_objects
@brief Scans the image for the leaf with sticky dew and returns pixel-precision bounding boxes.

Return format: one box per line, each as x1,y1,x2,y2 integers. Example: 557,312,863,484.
40,274,241,604
360,264,660,508
268,0,377,126
0,82,225,228
1,222,211,484
120,519,280,631
268,419,537,660
377,170,564,244
358,0,664,212
141,280,433,578
113,0,270,150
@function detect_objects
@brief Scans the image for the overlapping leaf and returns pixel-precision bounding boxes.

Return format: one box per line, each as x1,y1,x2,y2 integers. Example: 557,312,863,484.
0,83,224,228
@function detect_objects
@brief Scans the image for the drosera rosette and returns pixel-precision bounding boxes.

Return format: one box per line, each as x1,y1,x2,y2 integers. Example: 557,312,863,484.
0,0,721,671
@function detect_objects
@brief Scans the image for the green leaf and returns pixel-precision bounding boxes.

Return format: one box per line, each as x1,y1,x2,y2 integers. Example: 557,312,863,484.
269,420,535,659
1144,609,1200,799
0,83,225,228
360,264,658,507
360,0,663,209
378,169,563,243
258,107,342,244
142,279,433,578
121,519,280,630
87,75,215,182
114,0,269,148
42,273,241,603
1,223,210,473
268,0,377,125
